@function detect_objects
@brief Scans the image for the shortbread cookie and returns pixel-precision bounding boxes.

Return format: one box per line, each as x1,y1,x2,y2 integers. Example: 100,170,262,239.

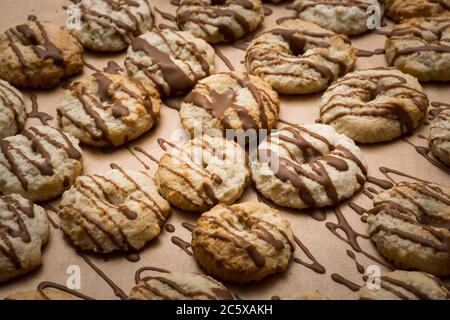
129,269,235,300
192,202,295,284
385,0,450,22
176,0,264,43
292,0,383,35
0,126,83,202
359,270,450,300
319,67,429,143
67,0,154,52
0,194,49,283
0,17,83,88
155,135,250,212
245,19,357,94
385,14,450,82
251,123,367,209
180,72,279,137
430,108,450,166
125,29,215,96
367,182,450,276
57,72,161,147
58,167,171,253
0,79,25,139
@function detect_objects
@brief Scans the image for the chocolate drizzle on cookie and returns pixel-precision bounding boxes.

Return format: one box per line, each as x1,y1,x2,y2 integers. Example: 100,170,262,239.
194,204,294,269
0,195,36,269
0,81,23,132
320,68,429,137
0,127,81,191
183,72,278,131
127,29,211,96
177,0,259,42
246,27,352,84
133,266,235,300
257,122,367,208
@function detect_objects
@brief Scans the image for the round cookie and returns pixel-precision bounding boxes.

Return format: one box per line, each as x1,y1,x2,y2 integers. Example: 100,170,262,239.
0,17,83,88
319,67,429,143
180,72,279,137
0,79,25,139
125,29,215,97
67,0,154,52
129,269,235,300
192,202,295,284
384,0,450,22
0,194,49,283
430,108,450,166
367,182,450,276
251,123,367,209
359,270,450,300
58,166,171,253
176,0,264,44
0,126,83,202
292,0,383,36
155,135,251,212
385,14,450,82
245,19,357,94
57,72,161,147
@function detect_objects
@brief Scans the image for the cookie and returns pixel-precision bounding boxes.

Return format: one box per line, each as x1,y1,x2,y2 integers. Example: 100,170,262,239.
155,135,251,212
57,72,161,147
384,0,450,22
251,123,367,209
319,67,429,143
245,19,357,94
180,72,279,137
125,29,215,97
430,107,450,166
176,0,264,44
58,166,171,253
67,0,154,52
0,17,83,88
385,14,450,82
359,270,450,300
0,126,83,202
0,79,25,139
292,0,383,35
192,202,295,284
367,182,450,276
129,269,235,300
0,194,49,283
5,287,78,300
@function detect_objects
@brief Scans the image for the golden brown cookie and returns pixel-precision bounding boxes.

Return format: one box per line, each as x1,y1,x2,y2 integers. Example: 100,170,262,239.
192,202,295,284
430,107,450,166
319,67,429,143
385,0,450,22
129,268,235,300
0,194,49,283
67,0,154,52
251,123,367,209
245,19,357,94
125,29,215,97
176,0,265,44
0,79,25,139
359,270,450,300
57,72,161,147
385,14,450,82
368,182,450,276
0,126,83,202
180,72,279,137
0,17,83,88
58,166,171,253
155,135,251,212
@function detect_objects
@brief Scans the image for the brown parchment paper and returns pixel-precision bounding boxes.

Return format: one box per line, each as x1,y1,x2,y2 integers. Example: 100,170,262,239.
0,0,449,300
